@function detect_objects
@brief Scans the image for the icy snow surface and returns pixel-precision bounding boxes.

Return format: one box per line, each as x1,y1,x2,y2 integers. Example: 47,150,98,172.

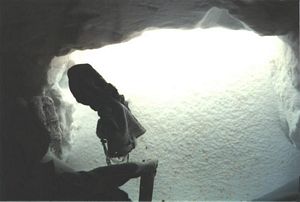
50,27,300,200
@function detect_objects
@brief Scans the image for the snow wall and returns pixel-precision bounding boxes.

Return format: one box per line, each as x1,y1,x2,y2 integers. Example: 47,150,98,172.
46,8,300,201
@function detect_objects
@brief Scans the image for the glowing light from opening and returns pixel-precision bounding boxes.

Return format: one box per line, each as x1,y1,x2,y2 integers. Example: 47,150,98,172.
56,27,299,200
68,27,282,104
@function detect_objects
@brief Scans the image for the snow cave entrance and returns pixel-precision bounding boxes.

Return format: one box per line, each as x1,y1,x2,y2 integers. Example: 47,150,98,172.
48,20,299,201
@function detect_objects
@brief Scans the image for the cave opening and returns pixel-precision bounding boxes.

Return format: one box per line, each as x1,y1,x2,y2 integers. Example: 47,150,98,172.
1,1,299,201
47,25,300,200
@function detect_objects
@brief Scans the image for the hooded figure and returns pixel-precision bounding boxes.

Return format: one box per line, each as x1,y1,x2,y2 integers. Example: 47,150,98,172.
67,63,146,159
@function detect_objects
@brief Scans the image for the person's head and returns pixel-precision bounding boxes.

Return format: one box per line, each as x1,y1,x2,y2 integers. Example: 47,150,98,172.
67,63,108,108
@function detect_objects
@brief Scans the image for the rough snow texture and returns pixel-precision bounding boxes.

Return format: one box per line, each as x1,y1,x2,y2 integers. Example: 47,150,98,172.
29,96,63,158
270,39,300,149
1,0,299,200
49,26,300,200
45,57,75,158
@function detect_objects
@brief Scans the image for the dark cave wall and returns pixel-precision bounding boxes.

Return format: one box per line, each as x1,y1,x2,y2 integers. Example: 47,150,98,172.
0,0,81,97
0,0,298,199
0,0,79,197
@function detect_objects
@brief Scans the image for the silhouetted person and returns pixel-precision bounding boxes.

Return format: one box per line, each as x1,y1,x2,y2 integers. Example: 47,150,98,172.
2,63,148,200
67,63,145,159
